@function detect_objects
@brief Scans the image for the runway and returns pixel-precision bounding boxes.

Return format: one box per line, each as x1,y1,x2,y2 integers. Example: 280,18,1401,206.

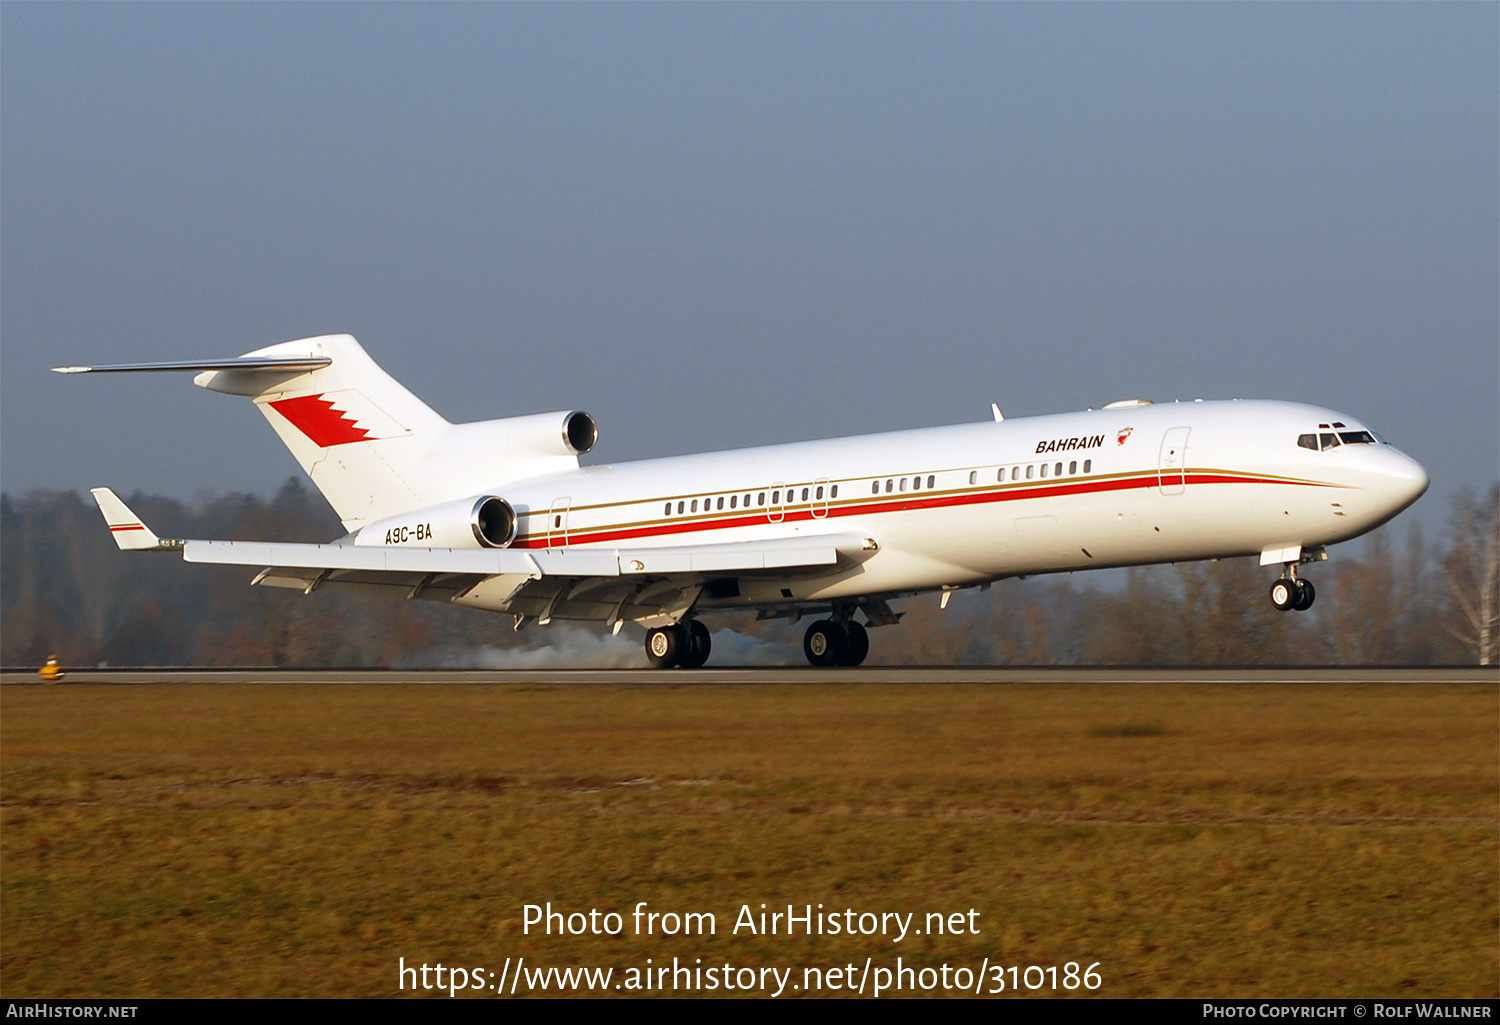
3,666,1493,685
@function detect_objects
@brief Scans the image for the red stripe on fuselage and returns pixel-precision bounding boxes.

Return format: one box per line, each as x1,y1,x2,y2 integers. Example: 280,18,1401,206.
512,469,1330,550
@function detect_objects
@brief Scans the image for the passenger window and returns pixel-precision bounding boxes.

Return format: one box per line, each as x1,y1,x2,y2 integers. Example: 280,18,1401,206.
1083,460,1091,473
664,503,671,516
691,500,698,513
816,486,824,500
969,471,977,485
1297,434,1318,451
801,488,809,501
899,478,907,492
1026,465,1034,479
1040,463,1049,478
831,485,838,498
758,492,766,505
744,493,751,506
911,477,920,491
886,480,894,493
730,495,737,509
1069,461,1077,474
772,490,780,504
871,481,880,495
927,475,934,488
1055,462,1063,476
677,501,685,514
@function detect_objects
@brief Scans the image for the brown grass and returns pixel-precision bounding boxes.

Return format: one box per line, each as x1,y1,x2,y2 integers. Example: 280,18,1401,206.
2,681,1495,998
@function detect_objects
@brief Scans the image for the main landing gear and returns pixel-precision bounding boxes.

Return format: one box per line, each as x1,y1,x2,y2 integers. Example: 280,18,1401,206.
1269,572,1316,612
643,616,873,669
803,619,869,667
644,620,711,669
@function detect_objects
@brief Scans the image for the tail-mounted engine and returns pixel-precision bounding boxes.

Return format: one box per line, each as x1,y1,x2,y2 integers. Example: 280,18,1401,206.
353,494,517,549
494,409,597,457
561,411,598,455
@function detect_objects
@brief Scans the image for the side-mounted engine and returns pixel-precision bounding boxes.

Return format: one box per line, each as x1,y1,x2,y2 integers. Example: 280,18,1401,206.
352,494,518,549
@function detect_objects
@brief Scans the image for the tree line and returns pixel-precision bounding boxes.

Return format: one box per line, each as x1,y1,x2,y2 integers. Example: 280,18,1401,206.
3,478,1496,668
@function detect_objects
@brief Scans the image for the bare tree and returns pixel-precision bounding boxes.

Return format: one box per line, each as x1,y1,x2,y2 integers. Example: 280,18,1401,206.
1442,484,1500,666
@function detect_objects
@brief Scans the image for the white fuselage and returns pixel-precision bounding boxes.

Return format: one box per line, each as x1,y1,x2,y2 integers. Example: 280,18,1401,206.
476,399,1427,611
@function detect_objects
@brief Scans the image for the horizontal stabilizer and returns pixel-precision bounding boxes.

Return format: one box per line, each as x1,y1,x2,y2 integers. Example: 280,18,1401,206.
90,488,174,551
53,356,331,375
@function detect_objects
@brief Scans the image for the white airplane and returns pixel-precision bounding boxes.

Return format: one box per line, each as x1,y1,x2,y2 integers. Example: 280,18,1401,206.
57,334,1429,668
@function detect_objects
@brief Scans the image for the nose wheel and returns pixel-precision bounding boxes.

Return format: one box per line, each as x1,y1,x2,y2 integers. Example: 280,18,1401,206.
1269,577,1316,612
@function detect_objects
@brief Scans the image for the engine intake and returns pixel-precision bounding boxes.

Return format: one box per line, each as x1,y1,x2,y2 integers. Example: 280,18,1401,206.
472,496,517,548
563,411,597,454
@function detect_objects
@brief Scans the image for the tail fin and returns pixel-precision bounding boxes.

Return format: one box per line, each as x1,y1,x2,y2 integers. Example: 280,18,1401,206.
59,334,592,530
192,335,449,527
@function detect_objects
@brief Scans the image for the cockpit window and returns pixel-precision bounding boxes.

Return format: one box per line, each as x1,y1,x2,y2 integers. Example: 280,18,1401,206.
1301,428,1382,451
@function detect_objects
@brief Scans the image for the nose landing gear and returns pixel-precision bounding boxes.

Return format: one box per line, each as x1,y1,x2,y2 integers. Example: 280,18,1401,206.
1269,573,1316,612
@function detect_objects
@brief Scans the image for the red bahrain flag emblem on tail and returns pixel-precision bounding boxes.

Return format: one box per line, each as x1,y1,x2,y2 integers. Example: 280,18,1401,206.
267,391,408,447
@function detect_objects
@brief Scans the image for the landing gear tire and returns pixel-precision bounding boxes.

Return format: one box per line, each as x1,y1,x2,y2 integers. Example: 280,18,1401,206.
1269,579,1297,612
679,620,712,669
1291,578,1316,611
645,625,686,668
803,620,848,667
841,621,869,667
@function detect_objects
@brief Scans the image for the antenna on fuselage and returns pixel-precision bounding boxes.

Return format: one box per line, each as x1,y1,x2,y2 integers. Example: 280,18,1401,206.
991,402,1004,422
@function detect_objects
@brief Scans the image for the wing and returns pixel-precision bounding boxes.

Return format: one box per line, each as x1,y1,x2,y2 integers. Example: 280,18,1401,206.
91,489,876,628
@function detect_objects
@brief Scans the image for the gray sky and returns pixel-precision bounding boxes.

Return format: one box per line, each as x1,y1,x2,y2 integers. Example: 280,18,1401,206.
4,3,1495,533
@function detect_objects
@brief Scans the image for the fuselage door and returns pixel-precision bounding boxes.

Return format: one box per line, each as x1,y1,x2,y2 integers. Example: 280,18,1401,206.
1158,427,1190,495
548,497,571,547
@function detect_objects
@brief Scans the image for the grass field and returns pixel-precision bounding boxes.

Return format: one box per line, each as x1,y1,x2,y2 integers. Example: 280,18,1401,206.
2,679,1495,998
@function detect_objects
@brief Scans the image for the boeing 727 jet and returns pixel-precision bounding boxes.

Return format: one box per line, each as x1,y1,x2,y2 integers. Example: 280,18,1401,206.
57,334,1429,667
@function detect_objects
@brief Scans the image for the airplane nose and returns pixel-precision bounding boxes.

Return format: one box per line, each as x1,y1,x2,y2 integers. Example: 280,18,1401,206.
1378,448,1430,511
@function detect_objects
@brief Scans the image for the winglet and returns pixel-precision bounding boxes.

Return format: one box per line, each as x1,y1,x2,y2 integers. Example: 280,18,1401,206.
90,488,179,551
